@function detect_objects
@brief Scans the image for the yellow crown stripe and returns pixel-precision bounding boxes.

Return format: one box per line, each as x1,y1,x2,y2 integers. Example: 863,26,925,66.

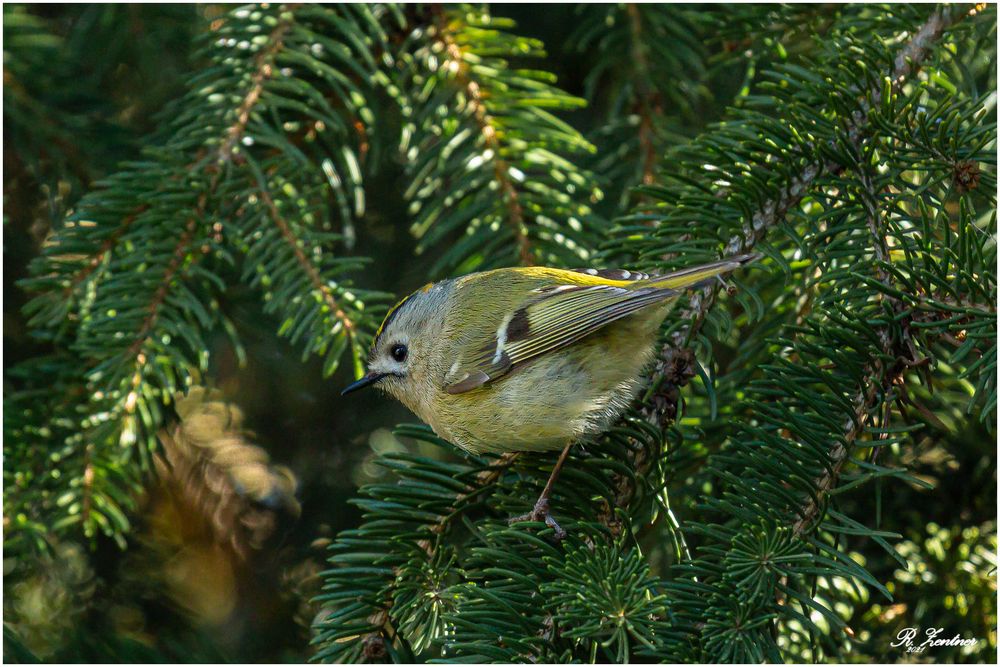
373,282,434,347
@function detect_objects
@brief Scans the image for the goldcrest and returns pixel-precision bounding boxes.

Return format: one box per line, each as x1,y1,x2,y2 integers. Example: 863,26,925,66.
342,255,757,454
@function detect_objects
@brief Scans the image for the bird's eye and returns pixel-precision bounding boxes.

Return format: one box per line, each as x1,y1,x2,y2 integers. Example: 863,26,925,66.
390,343,408,363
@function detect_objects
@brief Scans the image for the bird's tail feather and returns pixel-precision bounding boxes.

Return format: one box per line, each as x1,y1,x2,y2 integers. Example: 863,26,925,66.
632,253,760,291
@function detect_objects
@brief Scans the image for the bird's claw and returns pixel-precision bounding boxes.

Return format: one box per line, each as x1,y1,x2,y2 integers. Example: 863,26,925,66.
508,496,567,540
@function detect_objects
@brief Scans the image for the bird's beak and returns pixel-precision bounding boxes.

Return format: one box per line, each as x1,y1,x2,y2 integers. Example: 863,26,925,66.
341,372,388,396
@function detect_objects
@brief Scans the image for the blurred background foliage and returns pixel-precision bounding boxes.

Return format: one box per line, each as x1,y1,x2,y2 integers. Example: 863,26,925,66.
3,3,996,663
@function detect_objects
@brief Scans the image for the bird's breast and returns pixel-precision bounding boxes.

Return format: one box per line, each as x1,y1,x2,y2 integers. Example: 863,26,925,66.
427,312,663,454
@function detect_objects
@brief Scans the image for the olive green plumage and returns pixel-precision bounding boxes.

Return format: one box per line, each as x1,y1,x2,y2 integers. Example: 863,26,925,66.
342,255,756,454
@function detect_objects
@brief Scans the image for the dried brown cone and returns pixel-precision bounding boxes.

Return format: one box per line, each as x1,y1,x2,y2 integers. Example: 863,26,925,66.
643,346,697,426
154,387,302,564
953,160,981,193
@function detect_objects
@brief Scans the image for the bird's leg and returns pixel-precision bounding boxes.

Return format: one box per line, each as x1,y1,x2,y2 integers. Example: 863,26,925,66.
509,443,572,539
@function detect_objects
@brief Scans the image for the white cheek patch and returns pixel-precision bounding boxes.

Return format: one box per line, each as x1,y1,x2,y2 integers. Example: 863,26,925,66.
370,359,404,376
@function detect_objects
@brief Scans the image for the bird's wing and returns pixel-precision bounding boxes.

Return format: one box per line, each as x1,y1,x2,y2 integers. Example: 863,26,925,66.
443,281,675,394
442,256,759,394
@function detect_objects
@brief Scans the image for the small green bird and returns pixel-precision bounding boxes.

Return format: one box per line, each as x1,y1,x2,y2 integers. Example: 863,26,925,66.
343,254,757,535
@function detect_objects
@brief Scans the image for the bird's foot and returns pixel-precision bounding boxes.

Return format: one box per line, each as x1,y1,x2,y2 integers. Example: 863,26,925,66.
508,496,567,540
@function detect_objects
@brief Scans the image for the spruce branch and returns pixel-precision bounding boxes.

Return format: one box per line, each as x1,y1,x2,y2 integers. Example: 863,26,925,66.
624,3,659,188
570,4,709,208
91,8,304,472
793,25,992,528
60,204,147,302
9,3,392,551
396,5,602,275
790,166,908,536
432,8,532,266
310,4,995,662
124,207,203,361
257,183,360,355
649,7,993,659
645,3,971,429
218,9,298,163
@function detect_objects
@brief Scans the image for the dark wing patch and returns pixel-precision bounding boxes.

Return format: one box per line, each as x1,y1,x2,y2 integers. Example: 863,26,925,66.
506,308,531,342
444,283,677,394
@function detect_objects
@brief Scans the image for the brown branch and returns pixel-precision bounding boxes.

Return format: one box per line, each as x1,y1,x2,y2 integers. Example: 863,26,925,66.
792,207,905,535
791,7,977,532
626,3,660,187
81,444,95,526
434,9,534,266
124,204,204,362
62,204,149,297
120,9,299,393
256,185,357,342
218,7,297,163
667,4,967,402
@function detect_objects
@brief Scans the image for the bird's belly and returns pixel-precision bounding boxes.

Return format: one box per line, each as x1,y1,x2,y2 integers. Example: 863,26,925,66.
432,315,661,454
